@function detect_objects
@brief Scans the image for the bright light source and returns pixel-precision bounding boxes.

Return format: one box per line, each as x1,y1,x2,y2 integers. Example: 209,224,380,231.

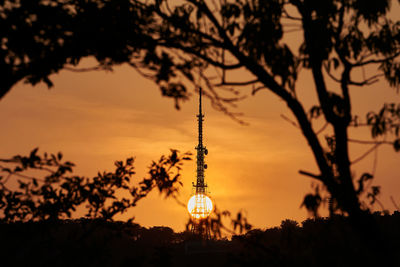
187,194,213,219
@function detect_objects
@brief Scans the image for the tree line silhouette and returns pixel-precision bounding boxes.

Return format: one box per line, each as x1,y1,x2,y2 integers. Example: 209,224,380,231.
0,213,399,266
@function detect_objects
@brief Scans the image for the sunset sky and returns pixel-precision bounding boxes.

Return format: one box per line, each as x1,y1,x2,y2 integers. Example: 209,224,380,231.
1,3,400,232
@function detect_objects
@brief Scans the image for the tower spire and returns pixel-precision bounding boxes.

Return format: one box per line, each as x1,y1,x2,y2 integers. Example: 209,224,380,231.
198,87,203,147
199,86,202,116
195,87,206,194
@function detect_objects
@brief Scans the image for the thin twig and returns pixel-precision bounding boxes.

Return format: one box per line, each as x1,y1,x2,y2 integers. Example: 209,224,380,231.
197,68,248,124
128,62,154,79
4,172,46,183
64,66,102,72
323,63,383,86
281,114,299,128
282,8,302,21
299,170,322,181
351,143,381,164
215,79,259,87
374,198,386,211
353,52,400,67
348,139,392,145
251,85,267,95
316,122,329,135
372,145,378,176
390,196,400,210
2,173,12,184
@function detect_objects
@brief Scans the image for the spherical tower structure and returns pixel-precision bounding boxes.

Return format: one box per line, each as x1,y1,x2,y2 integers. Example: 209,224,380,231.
187,87,213,239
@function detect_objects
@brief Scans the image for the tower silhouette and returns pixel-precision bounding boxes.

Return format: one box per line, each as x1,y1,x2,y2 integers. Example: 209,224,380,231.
188,87,212,238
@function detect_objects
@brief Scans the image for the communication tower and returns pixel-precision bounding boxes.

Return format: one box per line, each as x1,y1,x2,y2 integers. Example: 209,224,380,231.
187,87,213,238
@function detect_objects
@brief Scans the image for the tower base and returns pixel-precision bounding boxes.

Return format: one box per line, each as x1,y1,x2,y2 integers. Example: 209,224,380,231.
190,218,211,239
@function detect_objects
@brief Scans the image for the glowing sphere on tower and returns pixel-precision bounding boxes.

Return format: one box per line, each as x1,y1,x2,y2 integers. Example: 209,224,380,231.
187,194,213,219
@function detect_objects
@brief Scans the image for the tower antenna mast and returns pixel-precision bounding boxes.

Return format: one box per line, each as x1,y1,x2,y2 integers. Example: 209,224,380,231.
187,87,212,238
195,87,208,194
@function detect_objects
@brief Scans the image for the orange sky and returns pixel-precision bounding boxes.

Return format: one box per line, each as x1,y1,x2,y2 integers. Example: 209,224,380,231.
1,3,400,232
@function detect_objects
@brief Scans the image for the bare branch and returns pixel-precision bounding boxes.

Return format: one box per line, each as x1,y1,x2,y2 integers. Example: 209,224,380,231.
64,66,102,72
154,2,226,46
353,52,400,67
215,79,259,87
2,172,46,183
191,0,296,104
322,63,342,83
282,8,302,21
390,196,400,210
316,122,329,135
374,198,386,211
161,43,243,70
2,173,12,184
281,114,300,128
198,69,248,124
299,170,322,181
128,62,154,79
348,139,393,145
323,63,383,86
335,3,345,39
351,143,381,164
0,158,16,163
251,85,267,95
347,74,383,86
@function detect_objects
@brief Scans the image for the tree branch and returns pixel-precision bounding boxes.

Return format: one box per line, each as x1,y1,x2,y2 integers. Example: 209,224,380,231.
348,139,393,145
251,85,267,95
197,69,247,124
340,63,352,122
281,114,300,128
299,170,322,181
351,143,381,164
161,43,243,70
316,122,329,135
215,79,259,87
297,8,336,124
154,1,226,47
1,172,46,183
282,7,301,21
324,63,383,86
352,52,400,67
390,196,400,210
64,66,102,72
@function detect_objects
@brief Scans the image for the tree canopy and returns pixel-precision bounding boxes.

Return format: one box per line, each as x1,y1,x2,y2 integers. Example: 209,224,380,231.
1,0,400,221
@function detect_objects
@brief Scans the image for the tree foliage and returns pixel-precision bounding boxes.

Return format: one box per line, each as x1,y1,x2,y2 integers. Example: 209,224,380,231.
0,148,191,222
1,0,400,220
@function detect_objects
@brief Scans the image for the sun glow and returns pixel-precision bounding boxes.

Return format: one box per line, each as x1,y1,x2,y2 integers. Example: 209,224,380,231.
187,194,213,219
